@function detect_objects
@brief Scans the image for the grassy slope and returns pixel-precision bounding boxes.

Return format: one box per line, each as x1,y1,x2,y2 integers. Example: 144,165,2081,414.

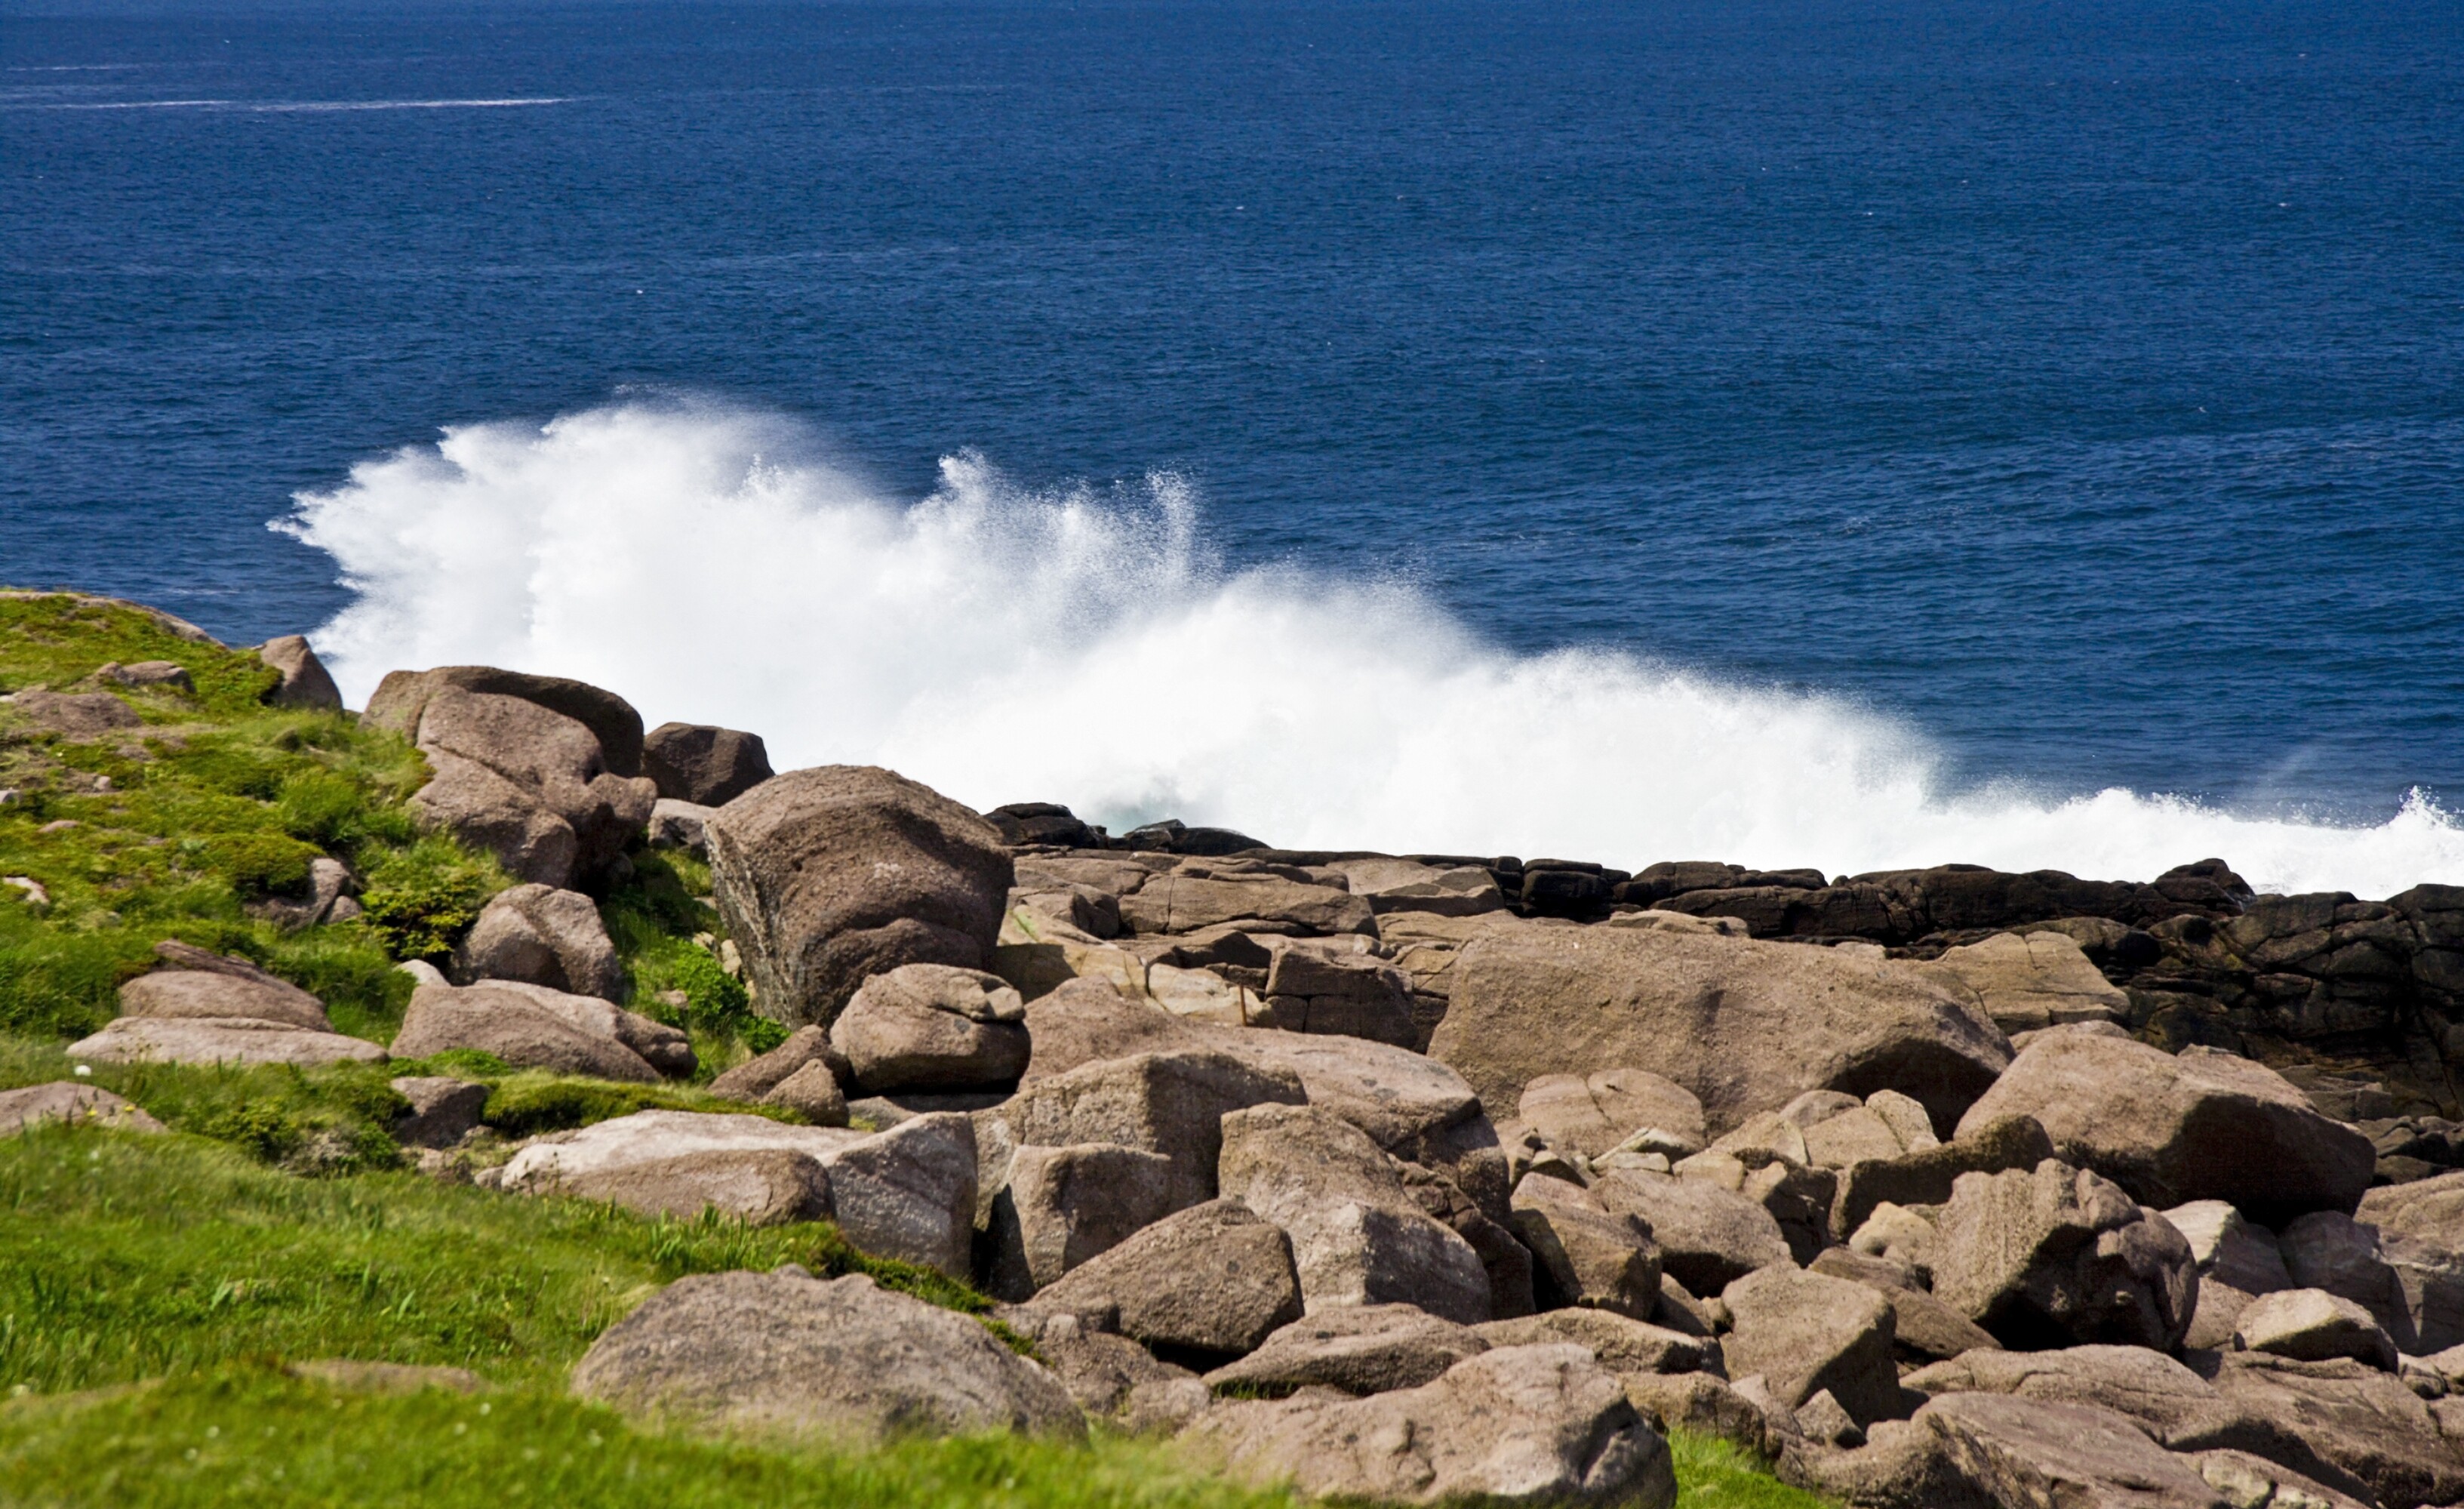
0,592,1829,1508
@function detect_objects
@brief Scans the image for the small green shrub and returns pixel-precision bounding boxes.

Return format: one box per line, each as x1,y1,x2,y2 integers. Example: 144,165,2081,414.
358,838,506,962
195,830,323,895
0,923,153,1039
276,767,368,846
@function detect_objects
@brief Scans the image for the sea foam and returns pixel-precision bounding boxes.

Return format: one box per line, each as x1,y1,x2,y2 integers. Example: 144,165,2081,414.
278,401,2464,898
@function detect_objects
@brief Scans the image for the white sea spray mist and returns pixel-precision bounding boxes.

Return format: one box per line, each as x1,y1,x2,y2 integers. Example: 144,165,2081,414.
279,400,2464,897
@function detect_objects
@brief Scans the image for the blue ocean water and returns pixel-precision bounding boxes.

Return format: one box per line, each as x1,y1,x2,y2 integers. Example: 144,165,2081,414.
5,0,2462,876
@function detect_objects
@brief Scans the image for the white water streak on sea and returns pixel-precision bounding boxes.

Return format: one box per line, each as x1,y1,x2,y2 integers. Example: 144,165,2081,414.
278,402,2464,897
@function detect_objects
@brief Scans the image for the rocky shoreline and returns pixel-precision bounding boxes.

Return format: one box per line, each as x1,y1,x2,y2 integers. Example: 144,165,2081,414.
7,594,2464,1507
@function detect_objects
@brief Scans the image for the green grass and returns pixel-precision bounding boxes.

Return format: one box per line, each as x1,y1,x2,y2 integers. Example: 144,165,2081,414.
0,594,500,1044
0,591,1832,1507
0,1368,1301,1509
0,1127,992,1397
1666,1430,1834,1509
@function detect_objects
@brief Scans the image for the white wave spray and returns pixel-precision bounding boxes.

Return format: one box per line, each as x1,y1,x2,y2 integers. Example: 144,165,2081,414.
279,401,2464,898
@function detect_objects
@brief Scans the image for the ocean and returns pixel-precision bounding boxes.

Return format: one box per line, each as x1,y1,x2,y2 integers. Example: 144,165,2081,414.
5,0,2462,893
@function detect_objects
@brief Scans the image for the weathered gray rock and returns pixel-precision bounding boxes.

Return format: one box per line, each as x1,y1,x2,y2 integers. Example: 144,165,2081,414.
1721,1264,1901,1428
561,1147,832,1225
452,883,625,1000
257,634,341,710
66,1015,384,1067
802,1111,980,1277
7,689,141,737
2238,1289,2401,1371
1406,1160,1540,1321
2182,1450,2374,1509
1432,925,2009,1138
704,766,1014,1027
502,1107,975,1274
1205,1304,1491,1397
983,1141,1177,1300
1955,1033,2376,1224
389,1076,488,1148
983,1048,1306,1214
1189,1344,1675,1507
367,665,647,778
1219,1101,1492,1324
830,963,1029,1092
1931,1159,2197,1350
762,1061,848,1126
1808,1246,2002,1363
647,798,715,855
1509,1172,1662,1321
0,1081,164,1135
707,1024,845,1101
1829,1113,2059,1243
1117,871,1374,938
1250,946,1417,1047
2202,1350,2464,1508
398,687,657,888
98,659,193,691
1621,1372,1777,1455
1474,1308,1714,1379
642,722,773,807
1034,1199,1304,1357
1520,1069,1708,1161
998,1310,1208,1431
1920,930,2130,1035
391,981,684,1082
2279,1212,2409,1343
118,968,333,1032
1806,1393,2235,1509
1329,858,1506,917
1897,1345,2314,1463
571,1268,1081,1440
2357,1173,2464,1355
1592,1167,1793,1295
2166,1200,2294,1353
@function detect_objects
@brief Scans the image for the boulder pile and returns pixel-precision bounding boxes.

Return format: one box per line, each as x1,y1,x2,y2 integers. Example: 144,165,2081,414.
48,656,2464,1507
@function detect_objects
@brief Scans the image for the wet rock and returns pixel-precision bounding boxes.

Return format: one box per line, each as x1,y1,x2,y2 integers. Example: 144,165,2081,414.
452,883,625,1000
641,722,773,808
1955,1032,2376,1224
571,1268,1081,1440
1189,1344,1675,1507
704,765,1014,1027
